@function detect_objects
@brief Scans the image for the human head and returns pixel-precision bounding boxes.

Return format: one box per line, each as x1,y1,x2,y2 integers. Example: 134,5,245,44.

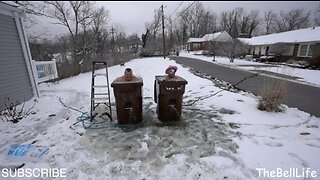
124,68,133,81
165,65,177,78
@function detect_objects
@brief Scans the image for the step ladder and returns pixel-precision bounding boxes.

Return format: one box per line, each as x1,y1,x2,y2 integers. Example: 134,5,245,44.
91,61,112,122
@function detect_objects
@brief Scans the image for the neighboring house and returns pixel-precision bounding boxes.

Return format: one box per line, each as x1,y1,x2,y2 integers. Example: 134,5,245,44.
186,38,204,52
186,31,233,54
0,2,39,110
245,26,320,60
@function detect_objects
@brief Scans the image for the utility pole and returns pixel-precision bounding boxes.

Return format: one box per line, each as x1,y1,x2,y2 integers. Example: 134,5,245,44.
110,27,116,52
161,5,166,59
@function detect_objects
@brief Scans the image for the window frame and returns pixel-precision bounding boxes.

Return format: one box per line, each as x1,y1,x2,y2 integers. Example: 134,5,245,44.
192,43,201,49
298,43,315,57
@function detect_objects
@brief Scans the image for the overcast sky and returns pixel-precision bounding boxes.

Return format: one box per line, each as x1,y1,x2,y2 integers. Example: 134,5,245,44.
28,1,320,39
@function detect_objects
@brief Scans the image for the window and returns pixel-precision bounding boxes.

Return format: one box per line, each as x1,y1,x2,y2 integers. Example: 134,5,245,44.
307,44,315,57
192,43,201,49
298,44,315,57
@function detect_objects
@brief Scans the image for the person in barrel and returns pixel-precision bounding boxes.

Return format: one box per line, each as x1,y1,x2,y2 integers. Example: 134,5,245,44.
115,68,139,81
165,65,181,79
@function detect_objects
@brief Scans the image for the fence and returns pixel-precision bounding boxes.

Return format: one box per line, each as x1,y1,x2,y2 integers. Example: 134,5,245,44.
32,60,58,83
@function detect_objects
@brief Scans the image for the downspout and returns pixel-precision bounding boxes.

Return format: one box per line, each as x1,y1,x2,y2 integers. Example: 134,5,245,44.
13,11,40,98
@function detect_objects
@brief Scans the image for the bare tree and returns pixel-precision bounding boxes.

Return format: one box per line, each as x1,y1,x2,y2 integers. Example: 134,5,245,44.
217,39,249,62
91,7,110,58
273,9,310,32
220,8,260,38
181,2,217,38
264,10,277,35
43,1,96,75
15,1,49,39
143,8,162,53
238,10,260,37
314,3,320,26
220,8,243,38
247,10,261,37
127,33,141,54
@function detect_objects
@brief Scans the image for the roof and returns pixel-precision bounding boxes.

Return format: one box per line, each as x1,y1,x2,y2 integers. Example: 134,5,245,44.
237,38,251,44
0,1,24,17
248,26,320,45
202,32,222,41
187,38,204,43
187,31,233,43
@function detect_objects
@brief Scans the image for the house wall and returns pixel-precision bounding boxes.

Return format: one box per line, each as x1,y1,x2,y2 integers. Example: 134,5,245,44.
0,14,33,110
314,43,320,57
285,45,294,56
260,46,267,56
254,46,260,56
187,42,204,51
292,44,299,57
201,41,209,51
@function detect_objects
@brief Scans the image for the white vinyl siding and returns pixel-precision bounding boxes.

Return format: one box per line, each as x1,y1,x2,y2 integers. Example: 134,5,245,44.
0,14,33,110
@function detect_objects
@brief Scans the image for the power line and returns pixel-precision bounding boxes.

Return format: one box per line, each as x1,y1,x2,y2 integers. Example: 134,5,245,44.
171,1,196,23
153,1,193,32
169,1,184,19
148,2,195,34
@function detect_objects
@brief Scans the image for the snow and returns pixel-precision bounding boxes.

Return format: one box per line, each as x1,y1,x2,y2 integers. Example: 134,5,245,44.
1,56,320,179
187,31,233,43
238,38,251,45
180,51,320,87
247,26,320,45
187,38,203,43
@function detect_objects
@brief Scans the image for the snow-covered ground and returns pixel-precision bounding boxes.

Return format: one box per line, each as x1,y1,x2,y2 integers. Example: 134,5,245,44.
180,51,320,87
0,57,320,179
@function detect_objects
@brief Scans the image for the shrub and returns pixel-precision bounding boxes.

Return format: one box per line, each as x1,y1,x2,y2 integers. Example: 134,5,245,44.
0,97,37,123
309,55,320,69
258,80,287,112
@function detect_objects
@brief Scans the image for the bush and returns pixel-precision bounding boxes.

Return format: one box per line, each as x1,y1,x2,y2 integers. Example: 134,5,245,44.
258,80,287,112
0,97,37,123
309,55,320,69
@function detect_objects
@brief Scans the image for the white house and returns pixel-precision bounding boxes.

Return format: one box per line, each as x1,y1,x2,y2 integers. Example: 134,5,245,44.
0,1,41,110
244,26,320,60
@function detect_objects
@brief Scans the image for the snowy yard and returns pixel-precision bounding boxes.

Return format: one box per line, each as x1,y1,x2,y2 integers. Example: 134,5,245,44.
180,51,320,87
1,57,320,179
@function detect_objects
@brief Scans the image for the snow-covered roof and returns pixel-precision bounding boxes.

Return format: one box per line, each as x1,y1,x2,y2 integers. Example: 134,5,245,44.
202,32,222,41
187,38,204,43
248,26,320,45
237,38,251,44
203,31,233,42
187,31,233,43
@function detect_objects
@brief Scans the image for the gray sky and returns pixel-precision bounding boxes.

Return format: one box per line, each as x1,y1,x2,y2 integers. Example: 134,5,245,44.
28,1,319,39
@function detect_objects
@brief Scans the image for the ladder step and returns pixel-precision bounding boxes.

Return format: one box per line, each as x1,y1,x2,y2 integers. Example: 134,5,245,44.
91,60,113,121
92,98,109,101
93,85,108,88
93,73,106,76
93,103,111,106
94,93,109,95
93,61,107,65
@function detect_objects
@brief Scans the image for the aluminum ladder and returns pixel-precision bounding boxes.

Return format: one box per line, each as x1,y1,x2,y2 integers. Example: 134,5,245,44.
90,61,112,121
